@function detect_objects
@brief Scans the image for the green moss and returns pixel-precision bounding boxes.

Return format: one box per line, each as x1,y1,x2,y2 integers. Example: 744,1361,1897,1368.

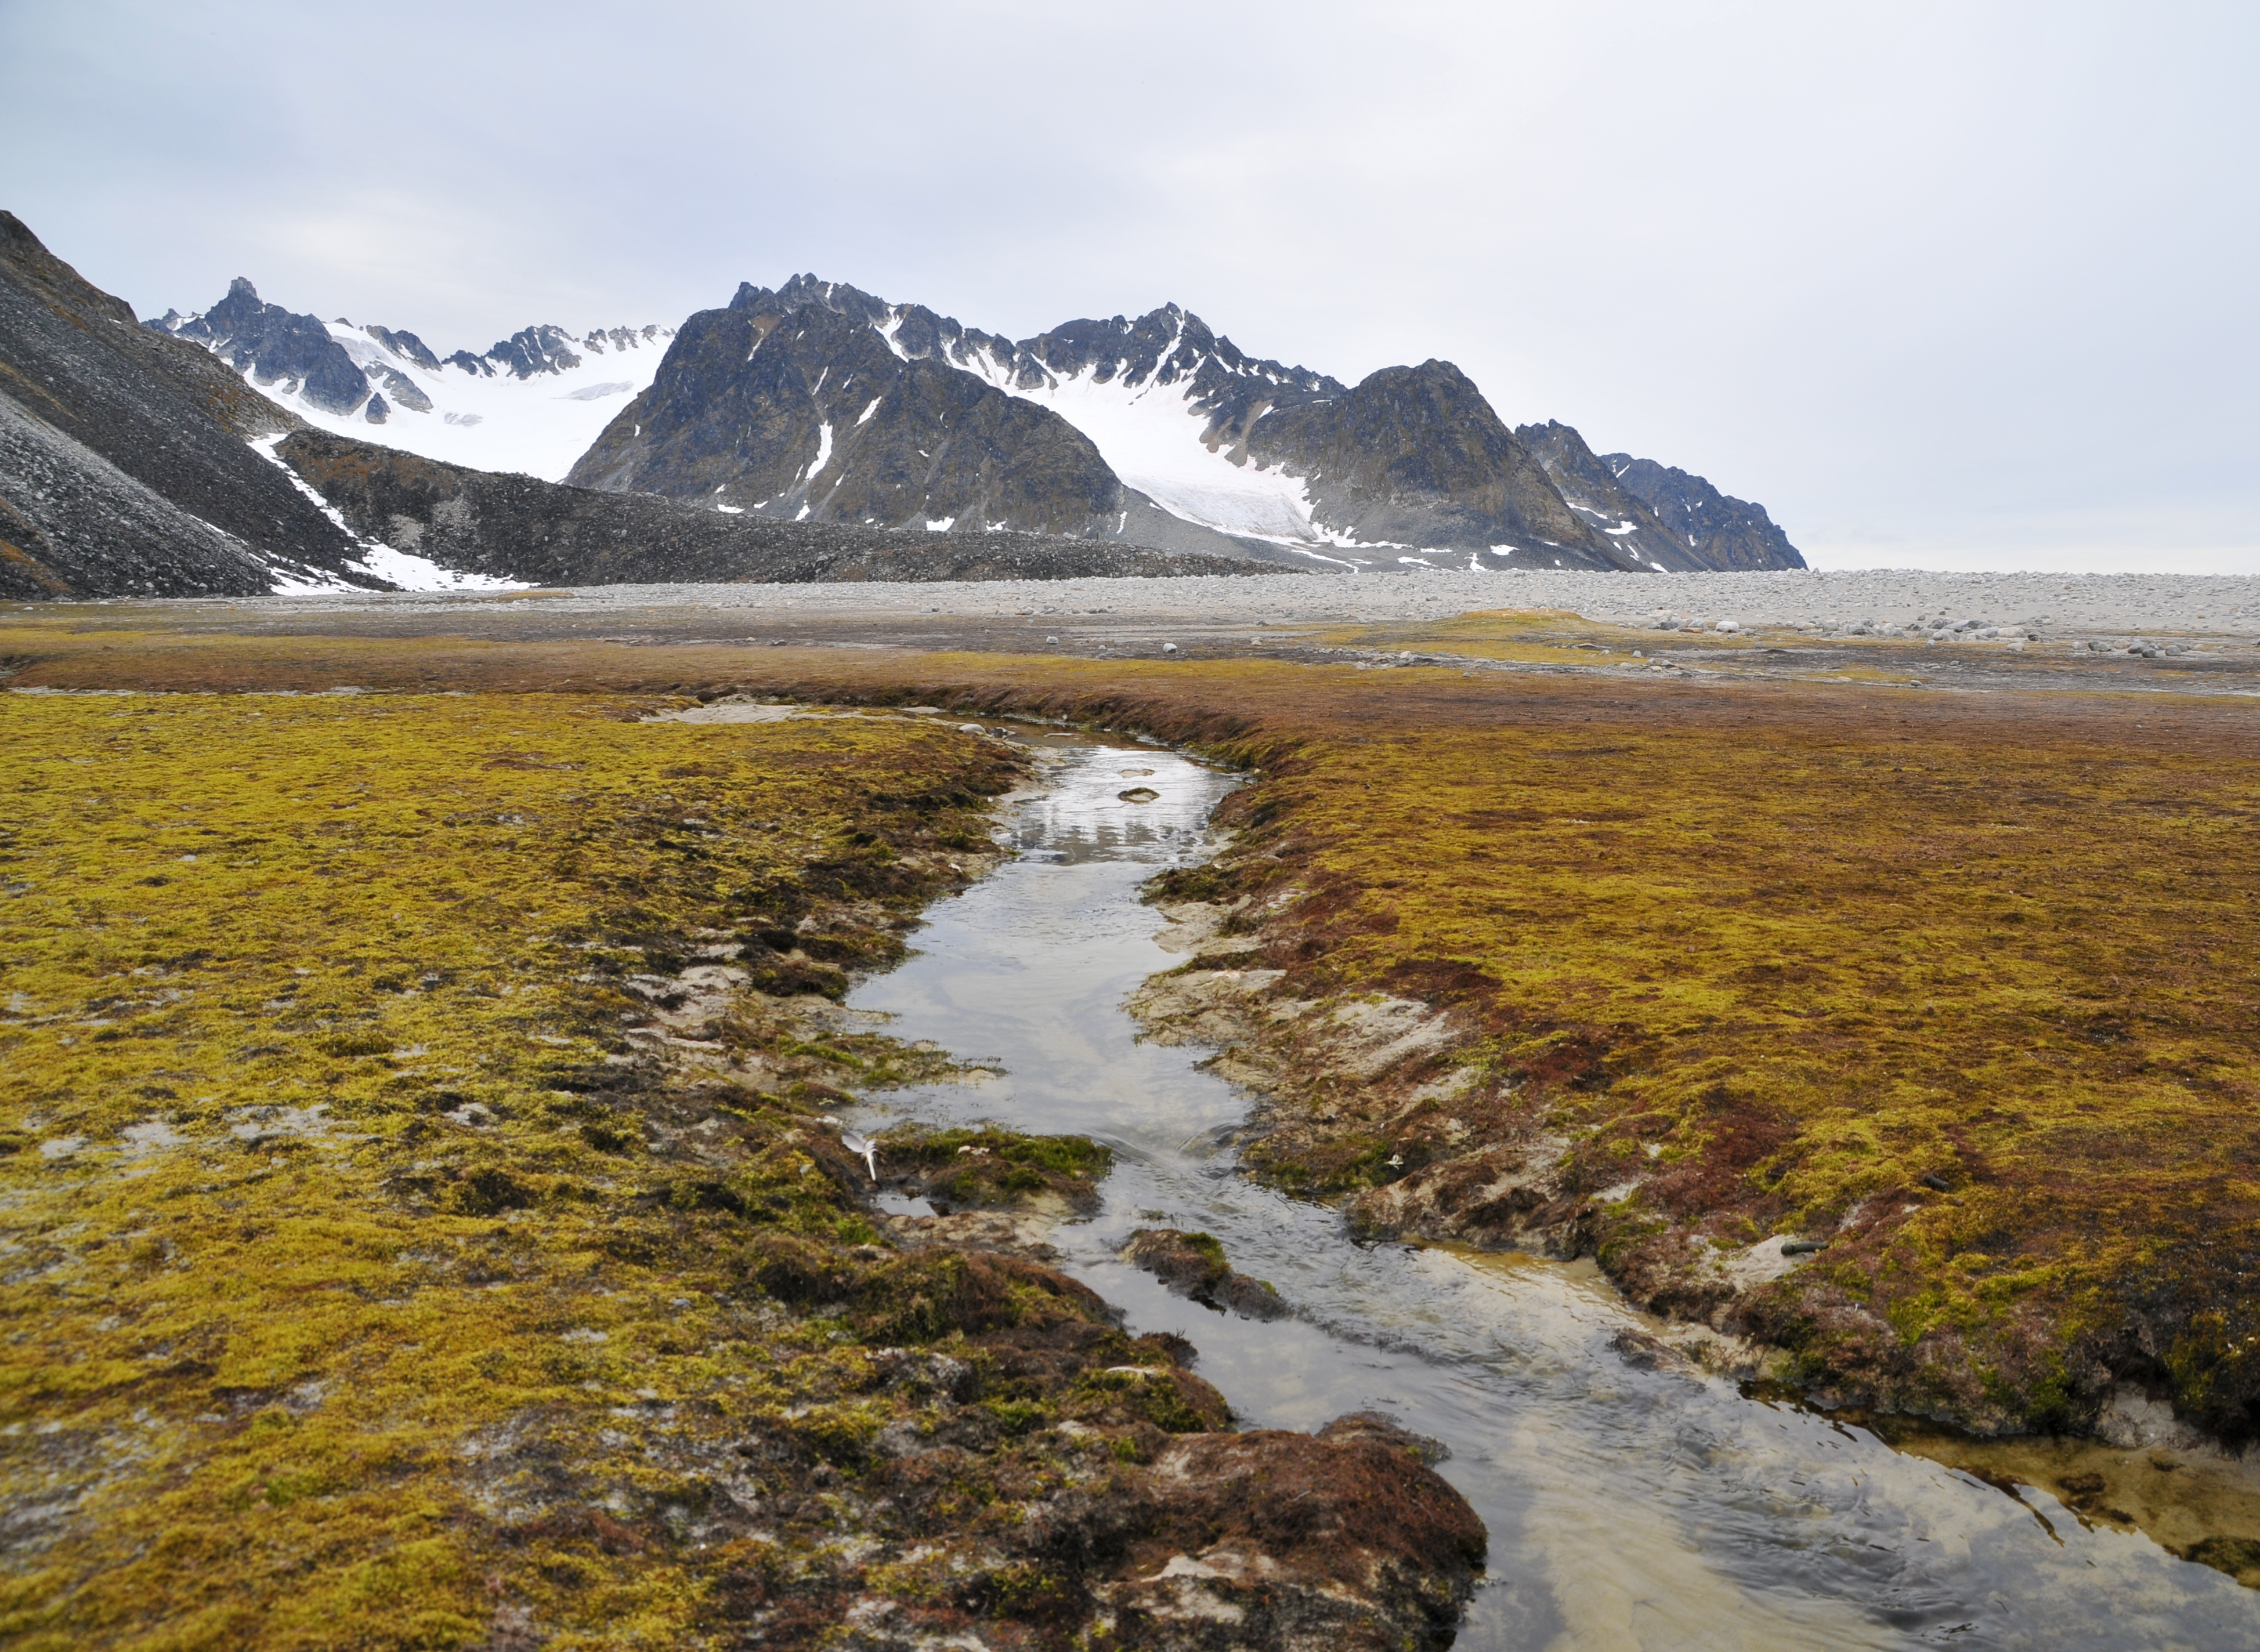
877,1123,1113,1213
1110,655,2260,1436
2,691,1238,1648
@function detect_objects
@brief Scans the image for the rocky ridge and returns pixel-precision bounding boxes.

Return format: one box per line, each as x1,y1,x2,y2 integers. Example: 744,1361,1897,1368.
1600,451,1806,571
151,280,673,430
277,429,1277,586
1514,421,1803,573
570,273,1807,573
567,279,1273,564
0,212,378,600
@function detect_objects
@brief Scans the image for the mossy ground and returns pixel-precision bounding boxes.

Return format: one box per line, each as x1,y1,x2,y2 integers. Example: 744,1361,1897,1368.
0,692,1272,1648
5,614,2254,1451
873,1124,1113,1216
1156,680,2260,1435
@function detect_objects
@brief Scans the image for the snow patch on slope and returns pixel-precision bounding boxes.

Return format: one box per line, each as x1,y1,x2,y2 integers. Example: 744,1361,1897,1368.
179,318,672,482
945,330,1364,554
248,434,527,593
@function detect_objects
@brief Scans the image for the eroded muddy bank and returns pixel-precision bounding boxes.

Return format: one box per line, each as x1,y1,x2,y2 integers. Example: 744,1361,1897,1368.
1130,914,2260,1593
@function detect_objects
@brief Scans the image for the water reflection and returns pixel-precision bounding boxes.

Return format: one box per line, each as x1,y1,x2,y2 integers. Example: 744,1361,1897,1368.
847,737,2258,1650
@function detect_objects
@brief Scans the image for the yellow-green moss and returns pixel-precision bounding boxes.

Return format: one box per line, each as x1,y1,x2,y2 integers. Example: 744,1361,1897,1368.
8,614,2254,1444
0,692,1212,1649
1156,675,2260,1434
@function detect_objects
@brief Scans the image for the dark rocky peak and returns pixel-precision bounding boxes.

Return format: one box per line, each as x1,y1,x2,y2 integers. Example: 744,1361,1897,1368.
483,324,583,378
1010,304,1346,459
365,324,440,372
565,296,1140,543
1600,451,1805,570
154,276,371,416
1018,305,1209,389
883,301,964,359
724,277,1025,388
729,273,888,327
1244,360,1636,566
1,209,131,328
717,277,1342,421
583,324,671,353
1276,359,1523,495
1515,418,1694,569
1017,303,1341,401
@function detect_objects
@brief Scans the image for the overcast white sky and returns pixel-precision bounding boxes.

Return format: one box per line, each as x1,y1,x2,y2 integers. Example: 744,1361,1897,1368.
3,1,2253,571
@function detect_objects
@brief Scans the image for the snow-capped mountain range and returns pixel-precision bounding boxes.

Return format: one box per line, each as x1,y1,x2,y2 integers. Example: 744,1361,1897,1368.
149,280,674,481
565,275,1802,573
135,266,1801,580
0,208,1801,600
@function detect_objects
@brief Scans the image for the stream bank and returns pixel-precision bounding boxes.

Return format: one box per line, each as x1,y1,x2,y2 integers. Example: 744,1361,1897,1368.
847,725,2260,1649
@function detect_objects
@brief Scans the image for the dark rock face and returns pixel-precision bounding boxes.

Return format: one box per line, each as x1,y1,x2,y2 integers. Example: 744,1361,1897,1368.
1249,361,1639,567
1015,302,1345,441
156,284,665,396
0,213,375,599
374,366,431,413
1516,418,1702,571
484,324,583,378
570,291,1259,557
161,276,373,415
1601,451,1807,570
364,324,439,372
279,428,1275,585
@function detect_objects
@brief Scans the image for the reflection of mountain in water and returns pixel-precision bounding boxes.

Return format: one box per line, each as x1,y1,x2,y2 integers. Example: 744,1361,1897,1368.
1004,751,1229,864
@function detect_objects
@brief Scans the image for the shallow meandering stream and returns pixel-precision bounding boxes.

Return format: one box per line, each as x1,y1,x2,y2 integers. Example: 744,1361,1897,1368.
845,732,2257,1650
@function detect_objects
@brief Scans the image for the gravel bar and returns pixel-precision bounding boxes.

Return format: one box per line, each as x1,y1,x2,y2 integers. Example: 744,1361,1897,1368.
200,567,2260,639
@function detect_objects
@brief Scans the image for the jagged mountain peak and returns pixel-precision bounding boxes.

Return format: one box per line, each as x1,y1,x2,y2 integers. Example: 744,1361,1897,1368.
152,277,677,480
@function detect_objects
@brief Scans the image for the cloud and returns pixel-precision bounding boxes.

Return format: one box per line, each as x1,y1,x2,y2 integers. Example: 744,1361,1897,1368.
2,0,2252,568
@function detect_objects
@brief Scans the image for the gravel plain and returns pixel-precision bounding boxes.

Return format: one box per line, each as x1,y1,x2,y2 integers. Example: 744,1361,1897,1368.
229,567,2260,641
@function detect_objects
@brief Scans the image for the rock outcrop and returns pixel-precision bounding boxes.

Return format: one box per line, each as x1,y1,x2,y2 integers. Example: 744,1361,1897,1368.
151,280,675,477
156,276,374,416
1247,362,1639,566
277,428,1274,585
1517,421,1806,572
0,212,377,599
1601,450,1806,570
567,282,1266,562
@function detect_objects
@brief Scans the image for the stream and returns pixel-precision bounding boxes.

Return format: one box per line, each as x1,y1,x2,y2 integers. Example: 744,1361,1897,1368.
844,729,2260,1650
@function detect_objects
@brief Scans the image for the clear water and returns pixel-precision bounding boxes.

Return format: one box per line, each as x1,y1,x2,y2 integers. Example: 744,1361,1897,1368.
846,735,2259,1650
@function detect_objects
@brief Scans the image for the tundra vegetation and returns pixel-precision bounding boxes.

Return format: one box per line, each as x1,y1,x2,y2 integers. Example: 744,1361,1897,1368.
0,689,1484,1650
6,602,2258,1595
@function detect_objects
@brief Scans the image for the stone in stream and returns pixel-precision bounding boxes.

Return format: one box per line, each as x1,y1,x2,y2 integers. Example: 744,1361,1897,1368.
1123,1227,1290,1320
1087,1412,1485,1649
